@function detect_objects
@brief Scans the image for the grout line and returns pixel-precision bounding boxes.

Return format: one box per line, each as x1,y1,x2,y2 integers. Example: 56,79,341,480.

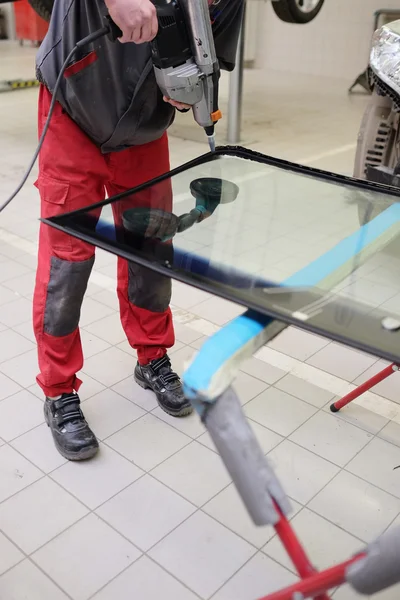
27,555,76,600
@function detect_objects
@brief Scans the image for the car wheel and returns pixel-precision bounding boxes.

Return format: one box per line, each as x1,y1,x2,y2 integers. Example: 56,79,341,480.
271,0,325,23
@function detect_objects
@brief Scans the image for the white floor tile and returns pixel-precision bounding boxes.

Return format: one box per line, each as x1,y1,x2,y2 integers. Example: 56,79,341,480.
389,513,400,530
0,560,70,600
232,371,269,405
0,348,38,388
190,297,244,326
347,438,400,499
309,471,400,543
203,483,301,549
32,514,140,600
76,372,106,400
268,440,340,505
0,477,88,553
93,555,198,600
0,260,31,284
173,322,203,345
96,263,117,279
115,339,137,357
151,440,231,506
85,312,126,346
13,319,36,343
50,444,143,509
92,289,120,311
264,508,362,572
3,271,36,299
94,250,116,269
79,329,110,359
82,389,145,440
240,356,287,385
79,298,115,328
379,421,400,448
268,327,329,361
244,388,317,437
171,280,211,309
0,371,22,401
11,423,68,473
289,411,372,467
106,413,191,471
0,444,43,503
324,401,389,436
0,243,27,261
96,474,196,551
213,552,297,600
151,406,205,438
0,329,35,364
275,374,335,408
0,389,44,441
112,376,158,411
0,531,23,575
149,511,255,598
83,347,134,387
306,343,377,382
0,284,20,306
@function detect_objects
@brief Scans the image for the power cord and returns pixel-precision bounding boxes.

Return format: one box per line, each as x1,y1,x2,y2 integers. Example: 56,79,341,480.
0,24,111,214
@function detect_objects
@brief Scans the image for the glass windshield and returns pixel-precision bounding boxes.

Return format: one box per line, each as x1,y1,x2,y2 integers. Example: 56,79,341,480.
45,149,400,362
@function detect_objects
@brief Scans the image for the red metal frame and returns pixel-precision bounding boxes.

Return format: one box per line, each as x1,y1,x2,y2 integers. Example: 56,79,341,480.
263,503,366,600
330,363,399,413
273,504,330,600
258,554,365,600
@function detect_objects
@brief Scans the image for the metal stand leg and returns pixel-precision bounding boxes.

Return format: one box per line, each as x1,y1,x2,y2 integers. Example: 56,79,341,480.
330,363,399,412
227,3,246,145
274,504,331,600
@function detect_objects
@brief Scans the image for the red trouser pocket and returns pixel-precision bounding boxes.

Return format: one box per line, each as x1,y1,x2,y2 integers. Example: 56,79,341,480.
35,175,73,253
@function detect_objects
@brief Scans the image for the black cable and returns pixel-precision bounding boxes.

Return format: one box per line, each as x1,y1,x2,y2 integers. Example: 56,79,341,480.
0,26,110,214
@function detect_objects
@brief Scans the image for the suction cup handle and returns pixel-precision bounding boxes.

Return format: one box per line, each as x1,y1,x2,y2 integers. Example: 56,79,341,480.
104,15,123,42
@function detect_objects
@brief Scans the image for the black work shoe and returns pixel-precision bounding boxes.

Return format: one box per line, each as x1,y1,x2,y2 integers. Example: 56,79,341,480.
134,355,193,417
44,393,99,461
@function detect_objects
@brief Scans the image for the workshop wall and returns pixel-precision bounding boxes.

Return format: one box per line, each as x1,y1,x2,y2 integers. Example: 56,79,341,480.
257,0,400,81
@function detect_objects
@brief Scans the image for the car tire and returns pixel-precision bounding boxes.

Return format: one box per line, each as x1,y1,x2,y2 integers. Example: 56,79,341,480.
271,0,325,23
28,0,53,22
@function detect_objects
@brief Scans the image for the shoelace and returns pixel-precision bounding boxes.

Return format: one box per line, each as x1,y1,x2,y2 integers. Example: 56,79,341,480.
53,394,84,426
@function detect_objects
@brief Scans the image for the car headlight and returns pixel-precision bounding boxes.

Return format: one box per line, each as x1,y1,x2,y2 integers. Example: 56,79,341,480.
370,21,400,96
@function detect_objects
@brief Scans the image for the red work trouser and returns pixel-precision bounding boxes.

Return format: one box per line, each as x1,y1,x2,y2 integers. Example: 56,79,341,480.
33,86,175,397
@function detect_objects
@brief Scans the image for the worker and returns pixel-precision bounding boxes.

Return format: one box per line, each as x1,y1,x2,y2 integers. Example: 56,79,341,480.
33,0,244,461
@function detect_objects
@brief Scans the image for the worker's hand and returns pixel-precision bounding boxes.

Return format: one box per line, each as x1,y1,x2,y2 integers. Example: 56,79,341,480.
105,0,158,43
163,96,191,111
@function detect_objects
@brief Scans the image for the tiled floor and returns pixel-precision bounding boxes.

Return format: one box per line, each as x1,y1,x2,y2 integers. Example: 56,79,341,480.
0,41,399,600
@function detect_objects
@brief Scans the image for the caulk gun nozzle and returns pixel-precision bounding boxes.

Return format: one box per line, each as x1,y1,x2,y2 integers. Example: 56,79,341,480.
208,134,216,153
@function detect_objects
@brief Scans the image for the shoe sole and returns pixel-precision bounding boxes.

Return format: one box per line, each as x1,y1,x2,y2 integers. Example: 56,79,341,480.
44,413,99,462
134,372,193,417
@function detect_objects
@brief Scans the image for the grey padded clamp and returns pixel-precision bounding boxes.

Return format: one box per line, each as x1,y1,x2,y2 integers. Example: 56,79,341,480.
203,386,292,526
346,526,400,595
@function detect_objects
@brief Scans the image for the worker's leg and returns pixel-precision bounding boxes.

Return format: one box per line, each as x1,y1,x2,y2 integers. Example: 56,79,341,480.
107,134,192,416
107,134,174,363
34,86,108,458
